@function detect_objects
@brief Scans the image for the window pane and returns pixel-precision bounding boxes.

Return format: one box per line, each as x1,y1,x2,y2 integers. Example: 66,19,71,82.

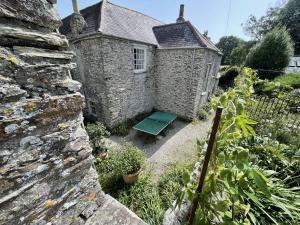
133,47,146,71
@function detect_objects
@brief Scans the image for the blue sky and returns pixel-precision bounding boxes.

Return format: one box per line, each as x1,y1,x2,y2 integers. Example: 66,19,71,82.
56,0,279,43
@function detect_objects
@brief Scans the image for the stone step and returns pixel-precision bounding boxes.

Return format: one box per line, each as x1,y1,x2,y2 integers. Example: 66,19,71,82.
86,195,148,225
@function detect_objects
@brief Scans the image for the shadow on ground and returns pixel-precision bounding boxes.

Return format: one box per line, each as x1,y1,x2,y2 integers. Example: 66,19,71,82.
107,115,214,182
109,119,189,157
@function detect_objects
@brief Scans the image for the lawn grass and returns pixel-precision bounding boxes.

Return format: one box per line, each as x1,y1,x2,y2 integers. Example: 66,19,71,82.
274,72,300,88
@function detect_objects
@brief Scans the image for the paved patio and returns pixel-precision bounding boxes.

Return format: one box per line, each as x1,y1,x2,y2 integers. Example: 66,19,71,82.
106,115,214,182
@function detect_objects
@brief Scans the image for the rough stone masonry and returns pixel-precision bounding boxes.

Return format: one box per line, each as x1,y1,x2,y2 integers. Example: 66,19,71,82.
0,1,146,224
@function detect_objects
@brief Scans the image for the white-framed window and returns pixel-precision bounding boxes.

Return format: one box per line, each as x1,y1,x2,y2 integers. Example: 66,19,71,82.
133,46,147,73
88,100,97,116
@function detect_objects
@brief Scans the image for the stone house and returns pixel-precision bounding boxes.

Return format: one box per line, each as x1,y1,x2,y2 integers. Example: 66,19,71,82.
60,0,222,127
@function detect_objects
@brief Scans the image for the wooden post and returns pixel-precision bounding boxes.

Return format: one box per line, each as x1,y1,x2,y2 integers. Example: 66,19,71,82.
188,106,223,225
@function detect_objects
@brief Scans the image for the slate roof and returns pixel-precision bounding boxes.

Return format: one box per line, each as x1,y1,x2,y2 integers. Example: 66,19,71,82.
59,1,221,53
153,22,202,48
102,2,163,45
60,2,102,36
153,21,221,53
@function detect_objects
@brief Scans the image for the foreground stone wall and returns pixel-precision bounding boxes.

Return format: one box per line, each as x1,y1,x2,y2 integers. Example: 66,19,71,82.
71,35,155,127
0,1,146,225
155,48,221,119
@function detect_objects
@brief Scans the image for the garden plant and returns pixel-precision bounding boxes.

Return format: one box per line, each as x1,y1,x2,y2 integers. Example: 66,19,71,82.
177,68,300,225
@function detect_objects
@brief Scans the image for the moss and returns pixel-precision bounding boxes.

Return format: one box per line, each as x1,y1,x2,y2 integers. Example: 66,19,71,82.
86,192,96,201
24,101,37,113
7,55,18,65
2,108,14,116
44,200,55,209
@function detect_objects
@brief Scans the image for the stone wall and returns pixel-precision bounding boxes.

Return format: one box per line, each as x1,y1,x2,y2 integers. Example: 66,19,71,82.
72,36,221,124
0,1,146,225
193,49,222,114
71,35,155,127
155,48,221,119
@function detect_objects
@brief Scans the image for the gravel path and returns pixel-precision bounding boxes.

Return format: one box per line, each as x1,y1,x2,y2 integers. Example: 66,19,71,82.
106,114,214,183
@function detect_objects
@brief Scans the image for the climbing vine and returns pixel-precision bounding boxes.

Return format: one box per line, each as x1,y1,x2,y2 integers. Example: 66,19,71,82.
176,68,295,225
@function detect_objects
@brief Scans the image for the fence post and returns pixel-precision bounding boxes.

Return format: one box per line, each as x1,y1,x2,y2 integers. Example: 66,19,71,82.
188,106,223,225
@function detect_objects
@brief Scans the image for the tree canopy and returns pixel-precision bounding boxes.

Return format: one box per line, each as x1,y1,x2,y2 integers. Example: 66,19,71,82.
216,36,242,65
278,0,300,54
243,0,300,54
229,41,256,66
242,7,280,40
245,27,294,79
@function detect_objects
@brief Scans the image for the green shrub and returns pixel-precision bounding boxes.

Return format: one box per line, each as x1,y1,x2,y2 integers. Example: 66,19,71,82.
254,79,293,97
158,167,184,210
110,122,131,136
202,102,212,114
214,87,224,97
256,118,300,151
245,26,294,79
94,150,123,196
95,142,146,194
110,112,151,136
229,41,255,66
274,73,300,89
86,122,110,154
218,66,240,88
118,174,164,225
197,108,208,121
118,142,146,175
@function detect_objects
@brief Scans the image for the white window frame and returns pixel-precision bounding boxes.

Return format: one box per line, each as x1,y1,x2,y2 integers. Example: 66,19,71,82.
133,45,147,73
88,100,97,116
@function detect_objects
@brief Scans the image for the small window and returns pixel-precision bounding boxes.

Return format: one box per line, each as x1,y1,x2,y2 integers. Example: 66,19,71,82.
133,46,146,73
204,63,212,91
88,100,97,116
205,64,212,78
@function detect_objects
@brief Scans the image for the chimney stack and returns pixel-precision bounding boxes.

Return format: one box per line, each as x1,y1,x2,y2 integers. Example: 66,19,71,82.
72,0,80,14
176,4,185,23
70,0,87,37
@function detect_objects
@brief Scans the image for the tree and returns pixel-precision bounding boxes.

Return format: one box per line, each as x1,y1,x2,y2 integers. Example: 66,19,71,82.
229,41,256,66
278,0,300,54
216,36,242,65
242,7,280,40
243,0,300,54
245,27,294,79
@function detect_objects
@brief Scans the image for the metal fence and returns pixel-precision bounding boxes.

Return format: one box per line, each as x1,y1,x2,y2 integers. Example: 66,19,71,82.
248,96,300,131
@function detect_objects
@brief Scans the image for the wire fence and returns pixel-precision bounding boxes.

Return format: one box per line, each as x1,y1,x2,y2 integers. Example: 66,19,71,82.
248,96,300,132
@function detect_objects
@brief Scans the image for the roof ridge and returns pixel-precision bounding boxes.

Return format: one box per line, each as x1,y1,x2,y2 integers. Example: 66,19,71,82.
187,21,221,53
186,21,208,48
107,1,165,25
153,21,189,29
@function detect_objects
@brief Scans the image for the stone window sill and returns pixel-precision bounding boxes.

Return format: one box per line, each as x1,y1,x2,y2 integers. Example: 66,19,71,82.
134,70,147,74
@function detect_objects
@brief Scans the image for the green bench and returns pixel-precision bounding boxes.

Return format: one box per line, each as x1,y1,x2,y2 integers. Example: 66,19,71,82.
133,111,177,136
